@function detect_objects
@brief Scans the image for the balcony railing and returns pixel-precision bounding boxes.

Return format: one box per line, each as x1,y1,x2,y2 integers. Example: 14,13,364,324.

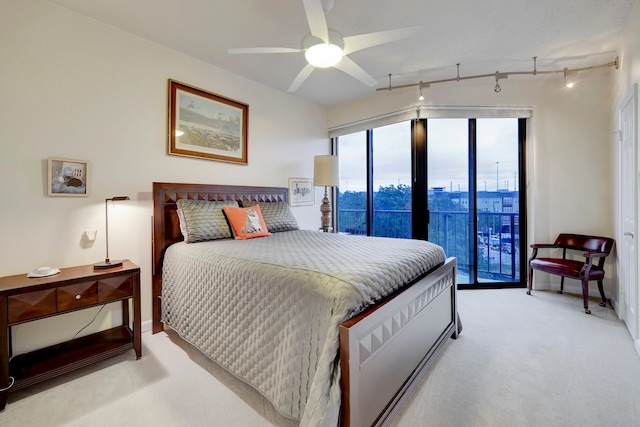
337,208,520,283
338,209,412,238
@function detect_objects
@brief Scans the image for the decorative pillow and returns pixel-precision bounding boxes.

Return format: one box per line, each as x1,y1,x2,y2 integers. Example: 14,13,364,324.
176,199,238,243
241,201,300,232
222,205,272,240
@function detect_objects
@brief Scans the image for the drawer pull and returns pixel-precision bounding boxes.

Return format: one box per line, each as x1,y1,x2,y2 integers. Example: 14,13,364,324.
75,295,81,300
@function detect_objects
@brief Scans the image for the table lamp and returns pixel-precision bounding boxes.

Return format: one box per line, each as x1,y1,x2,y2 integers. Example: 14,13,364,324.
94,196,130,270
313,155,339,232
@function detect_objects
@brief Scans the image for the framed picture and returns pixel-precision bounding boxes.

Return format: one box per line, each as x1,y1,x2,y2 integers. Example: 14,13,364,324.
168,79,248,164
47,157,89,197
288,178,314,207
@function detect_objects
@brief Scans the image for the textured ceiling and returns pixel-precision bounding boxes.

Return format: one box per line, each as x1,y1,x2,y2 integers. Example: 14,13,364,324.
48,0,635,106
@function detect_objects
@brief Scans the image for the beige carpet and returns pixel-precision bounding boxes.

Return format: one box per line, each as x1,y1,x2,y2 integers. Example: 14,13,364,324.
3,288,639,427
390,289,640,427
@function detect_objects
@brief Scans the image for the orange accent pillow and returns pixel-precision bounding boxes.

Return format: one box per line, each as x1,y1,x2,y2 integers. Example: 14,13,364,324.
222,205,272,240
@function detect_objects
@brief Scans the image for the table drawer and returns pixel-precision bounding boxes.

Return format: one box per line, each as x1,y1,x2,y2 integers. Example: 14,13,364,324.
57,281,98,311
98,275,133,303
8,289,57,323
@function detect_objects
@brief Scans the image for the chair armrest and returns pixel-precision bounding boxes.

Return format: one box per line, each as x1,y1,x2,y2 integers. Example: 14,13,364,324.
530,243,556,249
529,243,557,261
582,251,607,258
582,251,608,269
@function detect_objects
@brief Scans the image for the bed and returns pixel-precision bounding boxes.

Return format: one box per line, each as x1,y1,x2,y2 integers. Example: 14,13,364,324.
151,182,459,427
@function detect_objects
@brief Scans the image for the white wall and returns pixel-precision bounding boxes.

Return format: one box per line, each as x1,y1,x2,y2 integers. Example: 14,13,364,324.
328,66,616,295
0,0,329,353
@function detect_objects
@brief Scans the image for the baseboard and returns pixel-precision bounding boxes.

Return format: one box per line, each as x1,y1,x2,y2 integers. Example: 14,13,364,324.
142,320,153,334
609,299,622,319
533,282,609,299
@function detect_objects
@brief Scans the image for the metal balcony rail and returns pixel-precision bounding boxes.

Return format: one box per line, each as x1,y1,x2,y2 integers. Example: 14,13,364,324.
337,208,520,282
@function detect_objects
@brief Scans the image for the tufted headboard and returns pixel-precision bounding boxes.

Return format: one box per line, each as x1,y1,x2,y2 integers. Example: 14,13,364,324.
152,182,289,275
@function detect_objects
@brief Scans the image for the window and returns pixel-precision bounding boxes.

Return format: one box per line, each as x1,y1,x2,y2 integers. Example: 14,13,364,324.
334,115,527,287
336,122,412,237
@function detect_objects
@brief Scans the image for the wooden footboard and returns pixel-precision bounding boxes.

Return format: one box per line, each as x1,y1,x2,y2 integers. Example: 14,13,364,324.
339,257,458,427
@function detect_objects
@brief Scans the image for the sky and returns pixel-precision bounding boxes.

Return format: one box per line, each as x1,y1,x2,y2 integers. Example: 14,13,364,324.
338,118,520,193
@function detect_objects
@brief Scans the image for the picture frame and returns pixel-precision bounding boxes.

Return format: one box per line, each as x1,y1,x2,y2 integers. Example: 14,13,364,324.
288,178,314,207
168,79,249,164
47,157,89,197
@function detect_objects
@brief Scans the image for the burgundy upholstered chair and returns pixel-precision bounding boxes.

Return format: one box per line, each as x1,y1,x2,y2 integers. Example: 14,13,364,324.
527,233,615,314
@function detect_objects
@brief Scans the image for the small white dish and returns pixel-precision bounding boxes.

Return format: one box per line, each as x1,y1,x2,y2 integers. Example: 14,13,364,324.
27,266,61,278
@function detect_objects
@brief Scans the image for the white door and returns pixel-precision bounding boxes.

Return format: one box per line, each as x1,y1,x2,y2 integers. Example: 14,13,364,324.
620,83,638,340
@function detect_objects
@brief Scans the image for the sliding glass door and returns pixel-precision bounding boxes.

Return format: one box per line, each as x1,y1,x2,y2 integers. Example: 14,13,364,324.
425,118,524,285
335,116,526,287
426,119,473,283
475,118,521,284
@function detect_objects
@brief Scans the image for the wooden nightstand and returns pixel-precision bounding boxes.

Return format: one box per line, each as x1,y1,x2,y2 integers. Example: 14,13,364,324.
0,260,141,411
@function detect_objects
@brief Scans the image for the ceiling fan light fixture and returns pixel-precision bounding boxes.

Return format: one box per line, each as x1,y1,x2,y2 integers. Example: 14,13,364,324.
305,43,343,68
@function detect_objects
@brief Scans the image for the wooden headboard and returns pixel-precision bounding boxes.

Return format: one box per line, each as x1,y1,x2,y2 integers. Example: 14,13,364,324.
151,182,288,332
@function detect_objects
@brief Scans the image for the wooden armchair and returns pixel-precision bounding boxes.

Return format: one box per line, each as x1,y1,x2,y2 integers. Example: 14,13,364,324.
527,233,615,314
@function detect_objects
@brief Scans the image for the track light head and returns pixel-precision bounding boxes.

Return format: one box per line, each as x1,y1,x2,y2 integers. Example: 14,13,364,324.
563,68,577,88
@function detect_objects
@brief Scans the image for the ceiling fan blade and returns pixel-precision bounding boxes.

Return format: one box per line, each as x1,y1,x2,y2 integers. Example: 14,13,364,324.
303,0,329,42
343,25,422,55
288,63,316,92
228,47,302,54
333,56,378,87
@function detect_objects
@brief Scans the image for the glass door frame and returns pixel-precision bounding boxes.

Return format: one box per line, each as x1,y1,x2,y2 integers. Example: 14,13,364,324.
465,118,527,288
413,117,527,288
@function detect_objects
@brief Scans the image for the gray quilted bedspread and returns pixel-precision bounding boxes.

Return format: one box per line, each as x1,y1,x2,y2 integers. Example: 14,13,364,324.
162,230,446,426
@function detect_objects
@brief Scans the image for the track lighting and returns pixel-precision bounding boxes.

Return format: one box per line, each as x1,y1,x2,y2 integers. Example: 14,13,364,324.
494,72,508,93
563,68,577,88
380,56,619,96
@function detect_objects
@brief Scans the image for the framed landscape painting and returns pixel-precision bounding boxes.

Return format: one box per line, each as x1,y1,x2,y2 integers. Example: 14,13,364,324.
168,79,248,164
288,178,314,206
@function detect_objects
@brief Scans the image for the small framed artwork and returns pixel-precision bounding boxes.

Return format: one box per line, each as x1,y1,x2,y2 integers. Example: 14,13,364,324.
288,178,314,207
168,79,249,164
47,157,89,197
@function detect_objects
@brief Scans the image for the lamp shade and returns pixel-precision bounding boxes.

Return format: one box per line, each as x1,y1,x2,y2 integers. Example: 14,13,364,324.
313,155,339,187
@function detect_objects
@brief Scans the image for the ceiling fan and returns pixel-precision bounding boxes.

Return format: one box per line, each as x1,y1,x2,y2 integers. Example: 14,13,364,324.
228,0,421,92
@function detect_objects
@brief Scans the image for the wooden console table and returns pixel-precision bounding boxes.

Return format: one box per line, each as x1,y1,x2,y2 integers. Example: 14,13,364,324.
0,261,141,410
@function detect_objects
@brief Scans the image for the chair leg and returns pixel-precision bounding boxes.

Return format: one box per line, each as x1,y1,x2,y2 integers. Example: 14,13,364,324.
581,278,590,314
557,276,564,294
527,266,533,295
597,280,607,307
